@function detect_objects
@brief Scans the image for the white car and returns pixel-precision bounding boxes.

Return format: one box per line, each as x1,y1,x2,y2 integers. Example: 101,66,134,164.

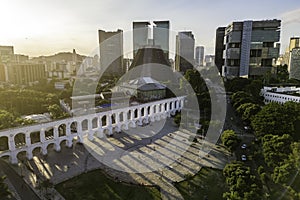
241,155,247,161
241,143,247,149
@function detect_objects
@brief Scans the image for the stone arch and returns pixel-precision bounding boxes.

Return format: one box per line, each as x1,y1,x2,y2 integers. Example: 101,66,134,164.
0,155,9,162
46,143,55,151
164,103,168,111
103,128,110,135
70,121,77,134
119,112,124,122
58,124,66,137
121,123,127,130
30,131,40,144
111,114,116,124
141,107,145,117
134,109,138,118
127,110,132,120
92,117,98,129
102,115,107,126
0,136,9,151
16,151,27,162
45,128,54,140
32,146,42,157
60,140,68,148
81,119,88,131
14,133,26,148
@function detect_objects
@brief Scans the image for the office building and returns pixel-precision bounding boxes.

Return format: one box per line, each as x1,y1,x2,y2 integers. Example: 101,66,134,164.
98,29,124,75
175,31,195,73
6,63,45,84
204,55,215,67
0,46,14,63
289,47,300,80
133,21,170,60
153,21,170,60
219,19,281,78
214,27,226,72
195,46,204,66
133,22,150,58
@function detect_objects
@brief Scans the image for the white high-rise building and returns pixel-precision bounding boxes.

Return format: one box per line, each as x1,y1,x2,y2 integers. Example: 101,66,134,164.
195,46,204,66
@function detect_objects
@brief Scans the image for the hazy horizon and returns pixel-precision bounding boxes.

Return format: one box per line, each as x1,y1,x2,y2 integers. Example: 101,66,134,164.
1,0,300,58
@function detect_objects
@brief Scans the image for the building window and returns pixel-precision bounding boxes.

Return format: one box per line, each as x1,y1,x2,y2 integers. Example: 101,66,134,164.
250,49,262,57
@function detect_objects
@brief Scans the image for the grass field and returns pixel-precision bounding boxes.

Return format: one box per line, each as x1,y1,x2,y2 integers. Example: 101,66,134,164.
55,170,161,200
175,167,227,200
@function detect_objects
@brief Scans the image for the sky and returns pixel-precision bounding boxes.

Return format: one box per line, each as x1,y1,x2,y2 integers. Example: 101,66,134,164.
1,0,300,58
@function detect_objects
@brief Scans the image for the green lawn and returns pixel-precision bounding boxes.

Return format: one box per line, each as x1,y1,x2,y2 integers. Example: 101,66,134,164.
175,167,227,200
55,170,161,200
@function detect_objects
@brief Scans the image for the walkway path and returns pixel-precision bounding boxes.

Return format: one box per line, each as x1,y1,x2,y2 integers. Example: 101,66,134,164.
14,118,233,199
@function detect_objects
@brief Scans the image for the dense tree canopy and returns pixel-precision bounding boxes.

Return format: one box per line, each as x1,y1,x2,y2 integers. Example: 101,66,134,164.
223,162,262,200
262,134,293,168
251,103,299,137
221,130,240,152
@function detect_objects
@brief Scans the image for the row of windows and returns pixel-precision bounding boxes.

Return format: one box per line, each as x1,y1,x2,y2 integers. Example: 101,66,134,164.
264,93,300,103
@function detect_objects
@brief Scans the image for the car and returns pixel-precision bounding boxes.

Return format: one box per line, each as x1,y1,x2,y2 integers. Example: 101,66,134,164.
241,155,247,161
241,143,247,149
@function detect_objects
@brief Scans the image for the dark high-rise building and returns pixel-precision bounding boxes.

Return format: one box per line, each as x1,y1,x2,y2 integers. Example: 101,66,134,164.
133,20,170,61
133,22,150,59
221,19,281,78
98,29,124,75
214,27,225,73
153,21,170,60
175,31,195,73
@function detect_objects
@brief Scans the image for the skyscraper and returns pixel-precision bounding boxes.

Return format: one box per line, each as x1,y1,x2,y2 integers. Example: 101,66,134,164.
133,20,170,61
214,27,226,73
175,31,195,73
133,22,150,59
98,29,124,75
288,37,300,80
220,19,281,78
195,46,204,66
153,21,170,60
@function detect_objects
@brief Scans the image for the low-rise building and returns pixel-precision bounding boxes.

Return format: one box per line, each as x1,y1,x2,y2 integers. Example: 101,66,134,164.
261,86,300,104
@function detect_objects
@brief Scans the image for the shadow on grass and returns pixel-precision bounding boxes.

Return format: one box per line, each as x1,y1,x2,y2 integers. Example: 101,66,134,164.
55,169,161,200
175,167,227,200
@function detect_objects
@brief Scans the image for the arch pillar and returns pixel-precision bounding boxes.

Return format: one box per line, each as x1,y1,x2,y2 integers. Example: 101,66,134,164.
54,142,61,152
26,150,33,160
66,124,71,136
53,126,59,139
10,152,18,164
137,108,143,126
8,134,16,151
41,144,47,155
25,131,31,147
40,129,46,143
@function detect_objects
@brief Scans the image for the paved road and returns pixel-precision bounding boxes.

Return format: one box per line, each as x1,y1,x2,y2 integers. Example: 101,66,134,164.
0,159,40,200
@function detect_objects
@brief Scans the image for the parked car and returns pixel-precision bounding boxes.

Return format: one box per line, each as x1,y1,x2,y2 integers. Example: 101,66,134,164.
241,155,247,161
241,143,247,149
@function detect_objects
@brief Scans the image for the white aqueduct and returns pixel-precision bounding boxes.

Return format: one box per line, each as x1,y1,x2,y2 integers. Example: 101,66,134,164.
0,97,185,164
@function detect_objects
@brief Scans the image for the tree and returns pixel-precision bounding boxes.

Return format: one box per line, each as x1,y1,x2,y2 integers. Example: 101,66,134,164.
0,110,16,129
241,103,261,123
272,162,295,184
251,103,294,138
262,134,293,168
221,130,240,152
223,162,262,200
225,77,251,93
48,104,68,119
